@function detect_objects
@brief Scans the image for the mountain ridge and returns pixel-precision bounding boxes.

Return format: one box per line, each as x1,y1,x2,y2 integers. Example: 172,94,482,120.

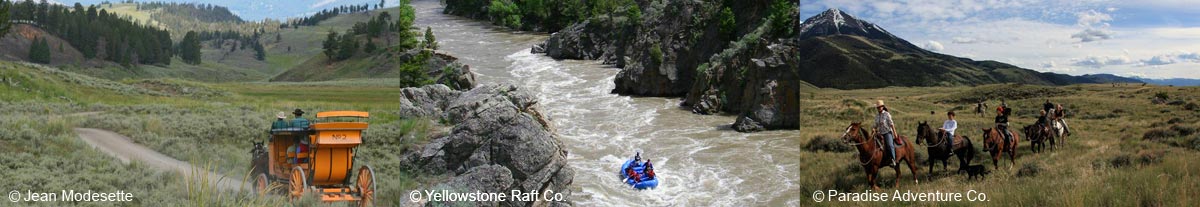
797,9,1140,89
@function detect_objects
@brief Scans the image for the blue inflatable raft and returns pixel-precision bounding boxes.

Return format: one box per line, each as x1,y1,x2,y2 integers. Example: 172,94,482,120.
619,159,659,189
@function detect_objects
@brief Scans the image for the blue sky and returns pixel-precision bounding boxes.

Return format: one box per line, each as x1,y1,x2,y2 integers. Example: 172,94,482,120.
801,0,1200,79
54,0,401,21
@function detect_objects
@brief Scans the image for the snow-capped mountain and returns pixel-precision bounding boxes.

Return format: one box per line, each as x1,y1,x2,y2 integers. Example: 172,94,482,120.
798,9,909,45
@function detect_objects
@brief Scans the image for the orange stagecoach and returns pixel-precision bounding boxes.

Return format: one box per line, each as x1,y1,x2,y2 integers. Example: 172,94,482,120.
250,110,375,206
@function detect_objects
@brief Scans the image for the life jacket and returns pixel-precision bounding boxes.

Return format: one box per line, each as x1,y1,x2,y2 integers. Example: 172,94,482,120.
627,168,640,181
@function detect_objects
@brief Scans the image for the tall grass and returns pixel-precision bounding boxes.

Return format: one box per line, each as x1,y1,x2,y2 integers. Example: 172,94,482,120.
800,84,1200,206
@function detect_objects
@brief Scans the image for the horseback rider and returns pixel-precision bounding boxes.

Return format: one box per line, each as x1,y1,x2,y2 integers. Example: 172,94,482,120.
875,100,900,166
1036,109,1051,140
1046,99,1056,128
939,111,958,155
995,104,1013,147
1055,103,1069,135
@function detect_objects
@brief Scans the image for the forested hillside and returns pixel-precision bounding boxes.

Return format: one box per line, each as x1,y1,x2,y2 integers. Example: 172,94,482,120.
3,0,174,66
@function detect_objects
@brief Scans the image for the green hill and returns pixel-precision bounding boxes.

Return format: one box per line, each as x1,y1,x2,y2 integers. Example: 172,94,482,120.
0,2,399,82
264,7,402,79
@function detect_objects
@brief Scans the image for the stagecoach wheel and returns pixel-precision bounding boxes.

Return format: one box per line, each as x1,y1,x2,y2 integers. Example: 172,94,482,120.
356,165,377,207
290,166,308,200
254,173,271,196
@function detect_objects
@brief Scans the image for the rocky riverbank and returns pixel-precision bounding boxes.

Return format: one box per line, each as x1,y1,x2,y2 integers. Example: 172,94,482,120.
398,84,574,206
438,1,798,132
527,0,799,131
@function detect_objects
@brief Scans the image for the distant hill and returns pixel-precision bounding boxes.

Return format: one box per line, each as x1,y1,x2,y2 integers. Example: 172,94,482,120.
1133,77,1200,86
796,9,1140,89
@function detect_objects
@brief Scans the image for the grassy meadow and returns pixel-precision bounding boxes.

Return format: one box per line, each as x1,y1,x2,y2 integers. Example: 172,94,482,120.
1,61,440,206
799,83,1200,206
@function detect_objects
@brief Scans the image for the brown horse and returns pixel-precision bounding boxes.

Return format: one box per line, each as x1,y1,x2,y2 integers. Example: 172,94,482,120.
841,122,919,190
916,122,975,175
981,127,1019,169
1022,124,1054,153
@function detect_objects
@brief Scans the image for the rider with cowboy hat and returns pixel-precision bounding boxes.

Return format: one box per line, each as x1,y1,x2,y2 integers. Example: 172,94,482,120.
875,100,900,166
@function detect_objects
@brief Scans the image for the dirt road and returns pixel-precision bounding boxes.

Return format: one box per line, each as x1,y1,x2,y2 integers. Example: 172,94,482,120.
74,128,248,191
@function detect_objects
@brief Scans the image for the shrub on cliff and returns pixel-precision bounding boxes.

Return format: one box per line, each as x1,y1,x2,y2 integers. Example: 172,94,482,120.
649,43,663,66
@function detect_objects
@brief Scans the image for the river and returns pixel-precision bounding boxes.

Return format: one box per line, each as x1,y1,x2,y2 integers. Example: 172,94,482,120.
412,1,800,206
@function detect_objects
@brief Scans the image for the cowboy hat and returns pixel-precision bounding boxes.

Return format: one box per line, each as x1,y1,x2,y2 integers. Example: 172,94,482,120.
876,100,886,107
293,108,305,115
276,112,287,119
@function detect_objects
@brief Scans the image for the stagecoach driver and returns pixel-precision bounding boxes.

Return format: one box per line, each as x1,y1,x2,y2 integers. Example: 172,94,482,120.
271,111,290,130
875,100,900,166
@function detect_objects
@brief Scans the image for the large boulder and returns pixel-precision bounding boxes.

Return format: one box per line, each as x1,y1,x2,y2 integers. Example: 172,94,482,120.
399,84,462,118
417,51,478,90
534,19,627,65
401,84,573,207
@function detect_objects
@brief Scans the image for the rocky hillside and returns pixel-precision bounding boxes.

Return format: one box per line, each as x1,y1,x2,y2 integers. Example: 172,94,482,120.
685,28,799,132
0,24,91,66
527,0,799,132
398,84,573,206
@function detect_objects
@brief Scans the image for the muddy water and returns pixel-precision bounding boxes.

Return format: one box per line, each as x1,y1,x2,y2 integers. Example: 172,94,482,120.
412,1,800,206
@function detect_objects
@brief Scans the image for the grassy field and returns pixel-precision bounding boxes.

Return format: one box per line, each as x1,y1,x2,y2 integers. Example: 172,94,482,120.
799,83,1200,206
1,61,438,206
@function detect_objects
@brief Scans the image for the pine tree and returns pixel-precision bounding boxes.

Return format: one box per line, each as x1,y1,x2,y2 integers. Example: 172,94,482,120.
0,1,10,37
179,31,202,65
423,27,438,50
336,32,358,61
322,31,339,60
29,37,51,64
252,42,265,61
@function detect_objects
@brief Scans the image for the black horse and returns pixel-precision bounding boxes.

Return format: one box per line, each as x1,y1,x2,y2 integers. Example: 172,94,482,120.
916,122,976,175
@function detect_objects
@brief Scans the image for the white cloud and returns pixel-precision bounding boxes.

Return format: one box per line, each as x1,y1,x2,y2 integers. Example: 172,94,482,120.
1071,29,1113,42
1138,52,1200,66
924,40,944,51
1075,10,1111,27
311,0,340,9
952,37,978,44
1072,55,1133,68
1071,10,1114,42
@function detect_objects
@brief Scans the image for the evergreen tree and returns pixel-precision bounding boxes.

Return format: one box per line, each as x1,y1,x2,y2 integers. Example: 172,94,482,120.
179,31,202,65
396,0,416,49
322,31,339,60
423,27,438,50
0,0,11,37
29,37,51,64
252,42,265,61
336,32,358,60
